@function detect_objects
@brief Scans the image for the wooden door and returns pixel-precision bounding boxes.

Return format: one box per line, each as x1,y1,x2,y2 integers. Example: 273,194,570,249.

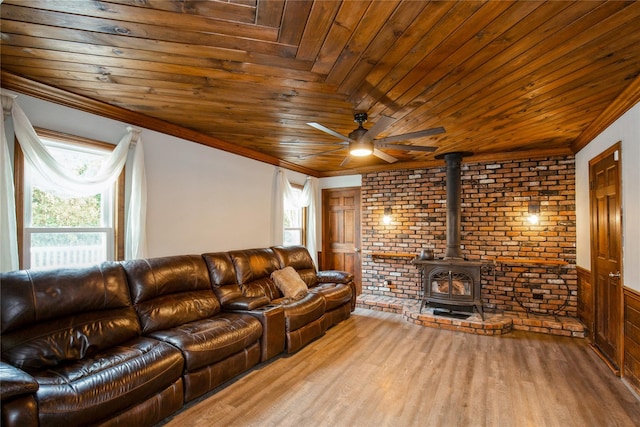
322,187,361,294
590,143,623,370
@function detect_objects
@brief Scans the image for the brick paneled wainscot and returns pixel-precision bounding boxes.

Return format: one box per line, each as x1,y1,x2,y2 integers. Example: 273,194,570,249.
359,156,583,337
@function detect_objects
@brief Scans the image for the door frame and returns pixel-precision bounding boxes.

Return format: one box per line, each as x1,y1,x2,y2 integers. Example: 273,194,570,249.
589,141,624,372
321,186,362,294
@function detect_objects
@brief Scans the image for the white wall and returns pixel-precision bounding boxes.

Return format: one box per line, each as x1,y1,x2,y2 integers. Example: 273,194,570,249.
142,131,276,256
320,175,362,189
575,102,640,291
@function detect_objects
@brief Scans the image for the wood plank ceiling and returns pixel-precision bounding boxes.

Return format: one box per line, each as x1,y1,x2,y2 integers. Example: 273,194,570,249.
1,0,639,177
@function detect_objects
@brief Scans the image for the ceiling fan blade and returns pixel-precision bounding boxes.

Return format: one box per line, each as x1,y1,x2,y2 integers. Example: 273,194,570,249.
280,141,345,146
297,147,346,160
374,142,437,152
373,148,398,163
375,126,445,144
361,115,395,143
340,155,352,167
307,122,352,142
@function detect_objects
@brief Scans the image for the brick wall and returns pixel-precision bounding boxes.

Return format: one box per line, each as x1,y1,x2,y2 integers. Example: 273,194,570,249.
361,156,577,317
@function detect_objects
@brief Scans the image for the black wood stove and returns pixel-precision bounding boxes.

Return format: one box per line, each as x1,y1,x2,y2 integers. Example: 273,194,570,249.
415,259,484,319
414,152,484,319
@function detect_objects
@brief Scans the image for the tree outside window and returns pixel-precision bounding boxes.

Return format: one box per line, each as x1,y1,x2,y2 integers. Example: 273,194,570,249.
283,185,306,246
16,129,124,269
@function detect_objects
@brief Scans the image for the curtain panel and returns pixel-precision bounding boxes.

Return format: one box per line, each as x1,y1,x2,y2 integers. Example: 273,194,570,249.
0,91,148,272
274,168,319,268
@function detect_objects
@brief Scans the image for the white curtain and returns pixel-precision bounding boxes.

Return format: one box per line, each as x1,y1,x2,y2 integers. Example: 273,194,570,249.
11,102,132,196
274,168,319,268
0,91,148,271
125,130,147,259
1,94,19,271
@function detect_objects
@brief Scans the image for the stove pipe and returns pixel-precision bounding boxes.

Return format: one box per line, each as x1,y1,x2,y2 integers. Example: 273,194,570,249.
438,152,471,260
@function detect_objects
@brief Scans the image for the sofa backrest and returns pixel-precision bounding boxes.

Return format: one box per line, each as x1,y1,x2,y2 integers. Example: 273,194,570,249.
271,245,318,287
0,262,140,371
201,252,243,305
121,255,219,334
228,248,281,300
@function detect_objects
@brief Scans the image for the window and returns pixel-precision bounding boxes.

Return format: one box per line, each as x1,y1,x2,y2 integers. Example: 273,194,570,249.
16,129,124,269
283,185,307,246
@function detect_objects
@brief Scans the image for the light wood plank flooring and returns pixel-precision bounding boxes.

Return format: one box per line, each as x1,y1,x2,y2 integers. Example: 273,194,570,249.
162,308,640,427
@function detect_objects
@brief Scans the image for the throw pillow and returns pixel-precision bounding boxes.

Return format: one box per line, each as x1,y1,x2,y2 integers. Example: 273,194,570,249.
271,266,308,300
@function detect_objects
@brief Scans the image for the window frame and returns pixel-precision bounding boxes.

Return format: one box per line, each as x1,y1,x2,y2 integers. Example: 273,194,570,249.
283,184,308,247
14,128,125,269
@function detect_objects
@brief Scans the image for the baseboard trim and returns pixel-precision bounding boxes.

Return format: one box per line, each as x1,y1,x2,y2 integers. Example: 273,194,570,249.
589,343,621,377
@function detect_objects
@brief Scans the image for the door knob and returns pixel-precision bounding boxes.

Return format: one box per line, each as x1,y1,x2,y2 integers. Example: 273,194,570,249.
354,248,360,253
609,272,621,278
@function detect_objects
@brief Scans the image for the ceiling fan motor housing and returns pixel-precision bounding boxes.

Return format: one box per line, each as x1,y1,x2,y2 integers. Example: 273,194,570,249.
349,127,368,141
354,112,368,126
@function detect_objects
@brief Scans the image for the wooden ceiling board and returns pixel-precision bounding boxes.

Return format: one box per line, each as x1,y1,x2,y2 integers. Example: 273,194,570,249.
394,2,638,134
373,1,578,129
1,20,313,71
1,3,293,56
108,0,259,24
256,0,285,28
14,0,279,41
294,0,341,62
323,1,402,84
2,0,639,176
310,0,372,76
335,1,432,101
278,0,313,46
348,1,461,115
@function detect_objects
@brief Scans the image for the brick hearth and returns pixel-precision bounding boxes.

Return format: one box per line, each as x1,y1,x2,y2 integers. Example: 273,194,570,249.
357,294,586,338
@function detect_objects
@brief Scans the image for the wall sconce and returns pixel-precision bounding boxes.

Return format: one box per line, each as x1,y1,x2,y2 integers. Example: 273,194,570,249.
382,207,393,225
527,201,540,225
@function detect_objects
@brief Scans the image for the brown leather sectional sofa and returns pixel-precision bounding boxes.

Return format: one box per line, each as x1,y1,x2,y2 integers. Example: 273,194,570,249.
0,246,354,427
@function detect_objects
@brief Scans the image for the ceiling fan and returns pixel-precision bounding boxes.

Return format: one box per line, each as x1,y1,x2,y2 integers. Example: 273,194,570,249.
302,113,445,166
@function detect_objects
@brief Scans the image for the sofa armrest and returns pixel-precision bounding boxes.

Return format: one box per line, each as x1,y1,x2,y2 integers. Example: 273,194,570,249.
0,362,38,401
230,305,286,362
317,270,354,284
222,295,270,311
317,271,357,312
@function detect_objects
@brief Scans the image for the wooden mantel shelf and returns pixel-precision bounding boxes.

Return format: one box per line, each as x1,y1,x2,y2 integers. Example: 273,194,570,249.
492,257,569,266
368,252,416,260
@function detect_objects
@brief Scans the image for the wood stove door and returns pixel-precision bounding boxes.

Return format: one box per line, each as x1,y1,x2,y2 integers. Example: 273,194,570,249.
429,268,474,301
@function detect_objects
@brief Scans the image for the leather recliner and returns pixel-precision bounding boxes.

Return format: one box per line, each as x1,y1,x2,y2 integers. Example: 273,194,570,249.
121,255,263,402
1,246,357,426
0,263,185,427
203,248,328,354
271,245,355,326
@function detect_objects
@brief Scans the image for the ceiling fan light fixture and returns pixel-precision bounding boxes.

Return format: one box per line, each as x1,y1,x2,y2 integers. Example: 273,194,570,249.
349,140,374,157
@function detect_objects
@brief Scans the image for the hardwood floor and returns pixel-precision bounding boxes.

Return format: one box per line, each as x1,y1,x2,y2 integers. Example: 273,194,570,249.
162,309,640,427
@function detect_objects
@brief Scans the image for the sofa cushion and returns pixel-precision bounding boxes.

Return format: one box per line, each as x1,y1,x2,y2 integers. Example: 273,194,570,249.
271,267,308,300
229,248,282,300
148,313,262,371
0,263,141,370
309,283,352,311
202,252,244,304
274,292,326,331
271,245,318,287
0,362,38,400
122,255,220,334
33,337,183,426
